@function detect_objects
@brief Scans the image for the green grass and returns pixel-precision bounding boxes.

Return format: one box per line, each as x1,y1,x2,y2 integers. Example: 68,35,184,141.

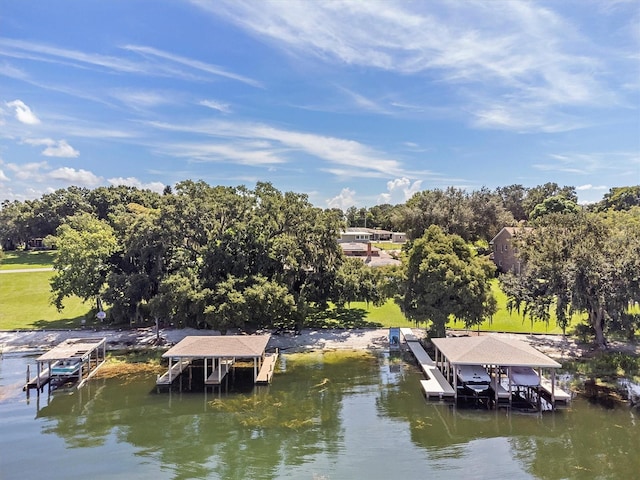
0,271,93,330
338,280,577,334
0,250,57,270
372,242,405,251
0,254,583,335
345,300,415,328
445,279,571,335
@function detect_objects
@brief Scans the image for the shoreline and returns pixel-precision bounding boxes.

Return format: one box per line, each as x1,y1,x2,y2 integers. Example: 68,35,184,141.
1,326,637,360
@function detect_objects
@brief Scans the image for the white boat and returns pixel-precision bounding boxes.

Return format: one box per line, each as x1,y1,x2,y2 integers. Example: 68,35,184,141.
457,365,491,393
51,360,81,377
509,366,540,387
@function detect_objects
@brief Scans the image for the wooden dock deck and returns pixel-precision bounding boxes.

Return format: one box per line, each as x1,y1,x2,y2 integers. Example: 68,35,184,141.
539,377,572,407
420,367,456,399
256,352,278,384
491,376,511,402
399,328,419,342
25,364,53,390
156,359,191,386
402,335,455,401
205,359,233,385
405,340,436,370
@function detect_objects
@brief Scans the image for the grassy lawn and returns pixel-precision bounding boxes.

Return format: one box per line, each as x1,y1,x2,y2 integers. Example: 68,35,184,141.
0,250,57,270
372,242,405,251
330,300,416,328
339,280,577,334
0,271,93,330
0,253,583,335
446,279,572,335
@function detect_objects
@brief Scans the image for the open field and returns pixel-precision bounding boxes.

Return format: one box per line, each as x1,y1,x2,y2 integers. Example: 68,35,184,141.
448,280,572,335
1,251,581,335
0,250,57,270
327,279,576,334
0,270,93,330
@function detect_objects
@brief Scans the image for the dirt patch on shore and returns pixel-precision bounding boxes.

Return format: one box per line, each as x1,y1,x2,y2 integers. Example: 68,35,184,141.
1,327,637,361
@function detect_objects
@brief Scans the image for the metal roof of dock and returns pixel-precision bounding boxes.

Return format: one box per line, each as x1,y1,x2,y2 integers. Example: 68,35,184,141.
37,337,107,362
431,336,561,368
162,335,271,359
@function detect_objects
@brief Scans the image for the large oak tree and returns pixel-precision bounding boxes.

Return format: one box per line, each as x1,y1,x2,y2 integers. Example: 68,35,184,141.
501,209,640,347
398,225,496,338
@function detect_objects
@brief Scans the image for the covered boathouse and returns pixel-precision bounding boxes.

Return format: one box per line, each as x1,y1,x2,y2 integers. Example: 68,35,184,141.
157,335,277,391
24,337,107,394
430,335,571,410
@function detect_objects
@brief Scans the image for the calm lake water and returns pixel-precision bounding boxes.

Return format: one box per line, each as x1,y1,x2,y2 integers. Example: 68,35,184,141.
1,350,638,480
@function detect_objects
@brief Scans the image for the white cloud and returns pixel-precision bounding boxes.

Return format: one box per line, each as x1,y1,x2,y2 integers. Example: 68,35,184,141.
148,119,415,178
6,161,49,181
576,184,608,191
49,167,101,186
534,151,640,176
0,168,9,182
199,99,232,113
107,177,165,193
111,89,176,108
6,99,40,124
122,45,263,87
24,138,80,157
194,1,624,132
0,63,29,80
326,187,356,210
0,38,262,86
378,177,422,204
3,161,102,191
338,87,389,114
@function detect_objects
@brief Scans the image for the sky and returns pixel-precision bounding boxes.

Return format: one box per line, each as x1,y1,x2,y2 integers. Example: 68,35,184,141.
1,1,639,209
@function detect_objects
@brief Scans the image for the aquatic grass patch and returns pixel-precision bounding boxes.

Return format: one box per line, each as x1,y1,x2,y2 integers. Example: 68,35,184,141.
283,350,375,367
208,350,379,431
209,391,322,431
94,350,165,379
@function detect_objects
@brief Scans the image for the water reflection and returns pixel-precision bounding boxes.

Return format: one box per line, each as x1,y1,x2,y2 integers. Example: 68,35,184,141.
2,351,638,479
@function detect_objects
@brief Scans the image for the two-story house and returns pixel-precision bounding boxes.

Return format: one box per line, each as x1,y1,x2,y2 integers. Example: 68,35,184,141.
490,227,532,274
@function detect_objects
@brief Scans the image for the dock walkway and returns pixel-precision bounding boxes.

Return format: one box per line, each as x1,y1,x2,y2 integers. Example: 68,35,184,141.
539,377,571,407
256,352,278,384
156,359,191,386
205,359,233,385
399,329,455,400
420,367,456,399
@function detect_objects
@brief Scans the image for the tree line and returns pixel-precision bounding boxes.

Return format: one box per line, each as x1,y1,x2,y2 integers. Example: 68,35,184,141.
1,182,638,345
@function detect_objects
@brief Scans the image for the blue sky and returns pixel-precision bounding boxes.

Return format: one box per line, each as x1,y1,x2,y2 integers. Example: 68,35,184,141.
1,1,639,208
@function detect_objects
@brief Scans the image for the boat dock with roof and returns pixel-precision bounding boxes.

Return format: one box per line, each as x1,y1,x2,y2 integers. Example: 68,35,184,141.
24,337,107,394
399,329,571,410
157,335,276,391
431,335,571,410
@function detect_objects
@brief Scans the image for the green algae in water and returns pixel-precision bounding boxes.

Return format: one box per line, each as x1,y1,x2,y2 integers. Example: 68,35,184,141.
208,350,379,431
